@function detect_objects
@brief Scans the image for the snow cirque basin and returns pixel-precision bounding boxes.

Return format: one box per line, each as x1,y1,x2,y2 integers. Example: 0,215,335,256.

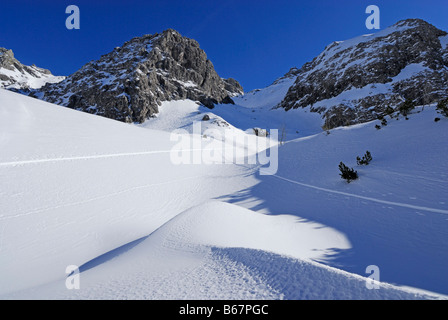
0,88,447,299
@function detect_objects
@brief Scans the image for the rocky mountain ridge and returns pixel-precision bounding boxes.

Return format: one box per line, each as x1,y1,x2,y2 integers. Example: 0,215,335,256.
278,19,448,129
3,19,448,131
0,48,64,90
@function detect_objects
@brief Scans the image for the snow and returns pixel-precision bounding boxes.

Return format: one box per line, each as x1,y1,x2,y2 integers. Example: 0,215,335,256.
261,107,448,295
0,90,249,294
139,99,280,163
440,35,448,50
310,83,392,110
1,88,447,300
139,99,235,135
176,80,197,88
206,75,324,139
392,63,429,81
139,74,324,144
5,202,440,300
233,76,296,110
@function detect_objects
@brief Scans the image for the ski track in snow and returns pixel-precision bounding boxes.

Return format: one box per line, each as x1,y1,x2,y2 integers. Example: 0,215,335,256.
0,175,203,222
270,174,448,215
373,168,448,184
0,148,215,168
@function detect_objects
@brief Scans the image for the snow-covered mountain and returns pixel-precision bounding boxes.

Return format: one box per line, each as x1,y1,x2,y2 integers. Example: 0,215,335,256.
0,48,64,90
7,19,447,133
278,19,448,129
36,29,243,123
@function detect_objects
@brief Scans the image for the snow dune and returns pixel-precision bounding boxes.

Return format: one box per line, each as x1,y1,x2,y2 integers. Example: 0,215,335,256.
0,89,256,295
5,202,439,300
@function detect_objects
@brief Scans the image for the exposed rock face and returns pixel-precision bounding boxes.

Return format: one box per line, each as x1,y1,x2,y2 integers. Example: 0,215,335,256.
223,78,244,96
39,29,243,123
278,19,448,129
0,48,64,90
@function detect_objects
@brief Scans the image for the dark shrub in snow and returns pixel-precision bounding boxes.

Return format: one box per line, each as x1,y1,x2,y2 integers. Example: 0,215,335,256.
339,162,358,183
357,151,373,166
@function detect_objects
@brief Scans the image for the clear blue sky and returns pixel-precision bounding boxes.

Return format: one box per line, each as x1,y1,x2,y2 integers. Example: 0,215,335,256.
1,0,447,91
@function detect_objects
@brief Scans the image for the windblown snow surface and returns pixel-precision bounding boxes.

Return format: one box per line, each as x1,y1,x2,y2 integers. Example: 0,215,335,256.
0,87,447,300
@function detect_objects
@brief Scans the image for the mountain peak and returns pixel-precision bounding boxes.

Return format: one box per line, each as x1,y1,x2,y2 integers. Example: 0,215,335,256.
394,18,433,28
38,29,243,123
0,48,16,70
0,47,14,56
0,48,64,90
278,18,448,129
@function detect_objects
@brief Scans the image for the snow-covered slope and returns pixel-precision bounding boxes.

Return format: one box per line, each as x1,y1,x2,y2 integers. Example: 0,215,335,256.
247,106,448,295
234,68,299,110
140,68,324,141
0,89,447,299
0,89,347,299
0,89,257,295
7,202,441,300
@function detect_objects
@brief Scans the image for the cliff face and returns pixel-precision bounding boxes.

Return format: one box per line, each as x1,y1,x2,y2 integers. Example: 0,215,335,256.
39,29,243,123
278,19,448,129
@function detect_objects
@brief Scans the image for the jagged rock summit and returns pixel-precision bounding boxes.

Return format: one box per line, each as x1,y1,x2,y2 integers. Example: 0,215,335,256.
0,48,64,90
38,29,243,123
278,19,448,129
